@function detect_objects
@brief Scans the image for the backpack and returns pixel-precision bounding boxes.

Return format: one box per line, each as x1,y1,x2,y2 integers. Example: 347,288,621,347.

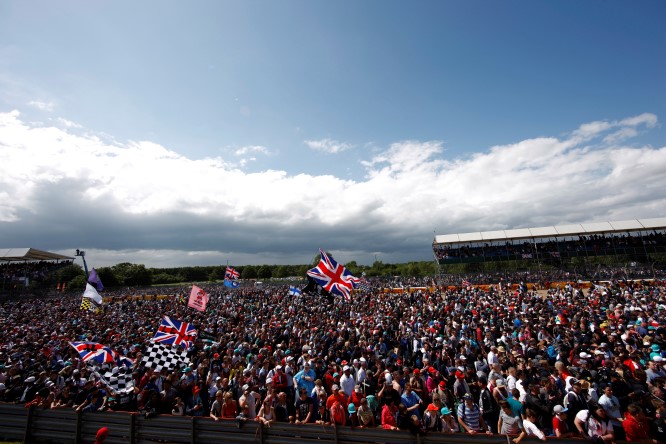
330,401,346,425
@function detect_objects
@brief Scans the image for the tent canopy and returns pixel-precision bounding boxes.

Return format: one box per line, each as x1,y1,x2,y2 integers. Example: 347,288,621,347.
0,248,74,262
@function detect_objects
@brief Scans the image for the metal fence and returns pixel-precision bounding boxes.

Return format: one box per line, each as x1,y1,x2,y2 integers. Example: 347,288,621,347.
0,403,586,444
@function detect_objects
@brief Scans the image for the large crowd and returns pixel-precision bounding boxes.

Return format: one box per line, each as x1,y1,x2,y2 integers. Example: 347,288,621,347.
2,276,666,442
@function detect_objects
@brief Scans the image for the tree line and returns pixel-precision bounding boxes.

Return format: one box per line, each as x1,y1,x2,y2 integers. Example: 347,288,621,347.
51,259,439,290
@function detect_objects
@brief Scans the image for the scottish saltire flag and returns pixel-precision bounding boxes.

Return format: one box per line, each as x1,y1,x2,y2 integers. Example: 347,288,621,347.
306,249,360,300
288,286,302,296
224,279,239,288
188,285,209,312
225,266,240,280
83,283,103,305
88,268,104,291
69,342,118,363
152,316,198,348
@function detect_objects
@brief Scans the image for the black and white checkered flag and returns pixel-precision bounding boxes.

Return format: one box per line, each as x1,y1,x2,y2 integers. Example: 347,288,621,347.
141,342,190,371
88,365,135,395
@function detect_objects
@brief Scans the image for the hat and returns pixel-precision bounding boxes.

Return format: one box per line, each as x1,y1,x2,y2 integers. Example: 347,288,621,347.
553,405,568,415
347,403,356,414
332,384,340,391
182,367,192,373
275,365,282,370
439,380,446,388
242,384,249,392
654,356,665,362
25,376,36,383
579,352,591,359
0,383,5,390
440,407,451,415
266,377,273,384
343,365,350,371
455,370,465,379
463,393,473,400
427,403,439,411
497,346,506,352
652,344,661,351
355,385,362,393
459,355,467,360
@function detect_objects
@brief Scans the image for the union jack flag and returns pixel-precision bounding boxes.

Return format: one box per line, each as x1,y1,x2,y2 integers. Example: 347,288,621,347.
69,342,118,363
152,316,198,348
225,266,240,280
462,279,472,287
307,249,360,300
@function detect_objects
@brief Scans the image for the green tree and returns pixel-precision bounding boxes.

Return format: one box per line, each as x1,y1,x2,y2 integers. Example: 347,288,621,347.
273,265,290,278
242,266,257,279
257,265,272,279
208,267,225,282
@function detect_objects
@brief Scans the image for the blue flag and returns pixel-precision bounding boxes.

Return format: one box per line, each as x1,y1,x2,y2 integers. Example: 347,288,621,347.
288,286,302,296
224,279,239,288
88,268,104,291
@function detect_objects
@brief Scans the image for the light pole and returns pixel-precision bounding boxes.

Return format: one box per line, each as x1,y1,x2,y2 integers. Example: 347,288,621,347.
75,249,89,279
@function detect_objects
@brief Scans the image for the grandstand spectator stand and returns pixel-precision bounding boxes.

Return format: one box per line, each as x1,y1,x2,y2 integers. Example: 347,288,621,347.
433,218,666,281
0,248,73,295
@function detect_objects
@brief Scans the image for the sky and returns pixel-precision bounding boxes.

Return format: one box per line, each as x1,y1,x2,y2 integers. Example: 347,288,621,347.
0,1,665,268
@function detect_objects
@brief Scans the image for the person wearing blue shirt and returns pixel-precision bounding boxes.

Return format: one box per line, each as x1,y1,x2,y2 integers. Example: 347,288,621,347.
293,361,316,396
400,382,423,419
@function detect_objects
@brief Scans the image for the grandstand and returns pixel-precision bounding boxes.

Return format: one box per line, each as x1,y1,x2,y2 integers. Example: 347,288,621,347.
0,248,73,292
432,218,666,280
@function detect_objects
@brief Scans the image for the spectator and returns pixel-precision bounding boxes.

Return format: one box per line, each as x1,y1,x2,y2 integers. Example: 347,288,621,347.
457,392,492,435
575,402,615,443
498,400,526,443
552,404,575,437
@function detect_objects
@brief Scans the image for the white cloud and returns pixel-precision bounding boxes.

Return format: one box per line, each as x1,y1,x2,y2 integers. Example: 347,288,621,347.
0,110,664,266
234,145,269,156
305,138,353,154
27,100,55,112
570,113,658,145
57,117,82,129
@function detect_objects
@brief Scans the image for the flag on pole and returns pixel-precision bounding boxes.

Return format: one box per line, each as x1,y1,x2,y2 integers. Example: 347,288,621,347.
223,279,239,288
88,268,104,291
141,342,191,371
83,283,103,305
306,249,359,300
69,341,118,364
225,266,240,280
188,285,209,312
288,286,302,296
152,316,198,348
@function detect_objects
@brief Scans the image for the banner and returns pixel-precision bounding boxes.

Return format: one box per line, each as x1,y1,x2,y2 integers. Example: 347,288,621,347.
188,285,208,312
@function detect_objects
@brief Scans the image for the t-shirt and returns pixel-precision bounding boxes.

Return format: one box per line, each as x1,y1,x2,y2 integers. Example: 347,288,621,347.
523,419,545,439
295,396,314,422
499,410,523,435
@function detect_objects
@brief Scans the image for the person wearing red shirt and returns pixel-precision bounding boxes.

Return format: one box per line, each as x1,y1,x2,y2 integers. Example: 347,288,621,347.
623,404,653,442
381,398,399,430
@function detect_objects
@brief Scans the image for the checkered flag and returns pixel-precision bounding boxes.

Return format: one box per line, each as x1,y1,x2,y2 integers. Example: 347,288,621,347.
141,342,190,371
92,366,135,394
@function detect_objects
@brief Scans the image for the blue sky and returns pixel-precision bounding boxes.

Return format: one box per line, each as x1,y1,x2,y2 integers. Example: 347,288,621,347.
0,1,665,267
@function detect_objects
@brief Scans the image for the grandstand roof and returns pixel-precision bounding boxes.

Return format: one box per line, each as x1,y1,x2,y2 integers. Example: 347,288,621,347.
434,217,666,246
0,248,73,262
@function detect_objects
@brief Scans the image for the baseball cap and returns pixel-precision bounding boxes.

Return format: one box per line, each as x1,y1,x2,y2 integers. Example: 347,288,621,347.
553,405,568,414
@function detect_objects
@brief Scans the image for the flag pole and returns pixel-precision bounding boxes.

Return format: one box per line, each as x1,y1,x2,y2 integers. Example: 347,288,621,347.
75,249,89,279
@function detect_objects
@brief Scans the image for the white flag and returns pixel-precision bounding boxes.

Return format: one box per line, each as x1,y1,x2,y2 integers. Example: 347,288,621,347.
83,283,103,305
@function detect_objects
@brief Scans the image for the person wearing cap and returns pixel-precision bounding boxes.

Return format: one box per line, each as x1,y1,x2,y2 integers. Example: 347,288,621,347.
440,406,458,433
339,364,356,398
238,384,260,419
293,361,316,396
272,365,288,394
453,369,472,401
422,402,441,431
552,405,575,437
458,392,493,435
185,385,204,417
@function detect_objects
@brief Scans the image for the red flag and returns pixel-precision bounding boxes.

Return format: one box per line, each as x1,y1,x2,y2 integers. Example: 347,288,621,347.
188,285,209,312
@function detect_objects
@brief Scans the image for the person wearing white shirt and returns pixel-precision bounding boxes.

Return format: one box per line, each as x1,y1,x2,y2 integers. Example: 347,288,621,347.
339,365,356,397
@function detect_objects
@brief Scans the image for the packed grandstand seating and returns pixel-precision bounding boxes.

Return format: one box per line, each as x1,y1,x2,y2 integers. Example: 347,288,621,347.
434,231,666,263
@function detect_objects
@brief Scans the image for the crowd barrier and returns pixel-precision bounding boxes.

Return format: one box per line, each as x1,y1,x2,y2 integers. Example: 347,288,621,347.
0,403,592,444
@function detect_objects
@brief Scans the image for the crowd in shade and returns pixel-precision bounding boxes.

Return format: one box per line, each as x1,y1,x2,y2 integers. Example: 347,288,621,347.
2,274,666,442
